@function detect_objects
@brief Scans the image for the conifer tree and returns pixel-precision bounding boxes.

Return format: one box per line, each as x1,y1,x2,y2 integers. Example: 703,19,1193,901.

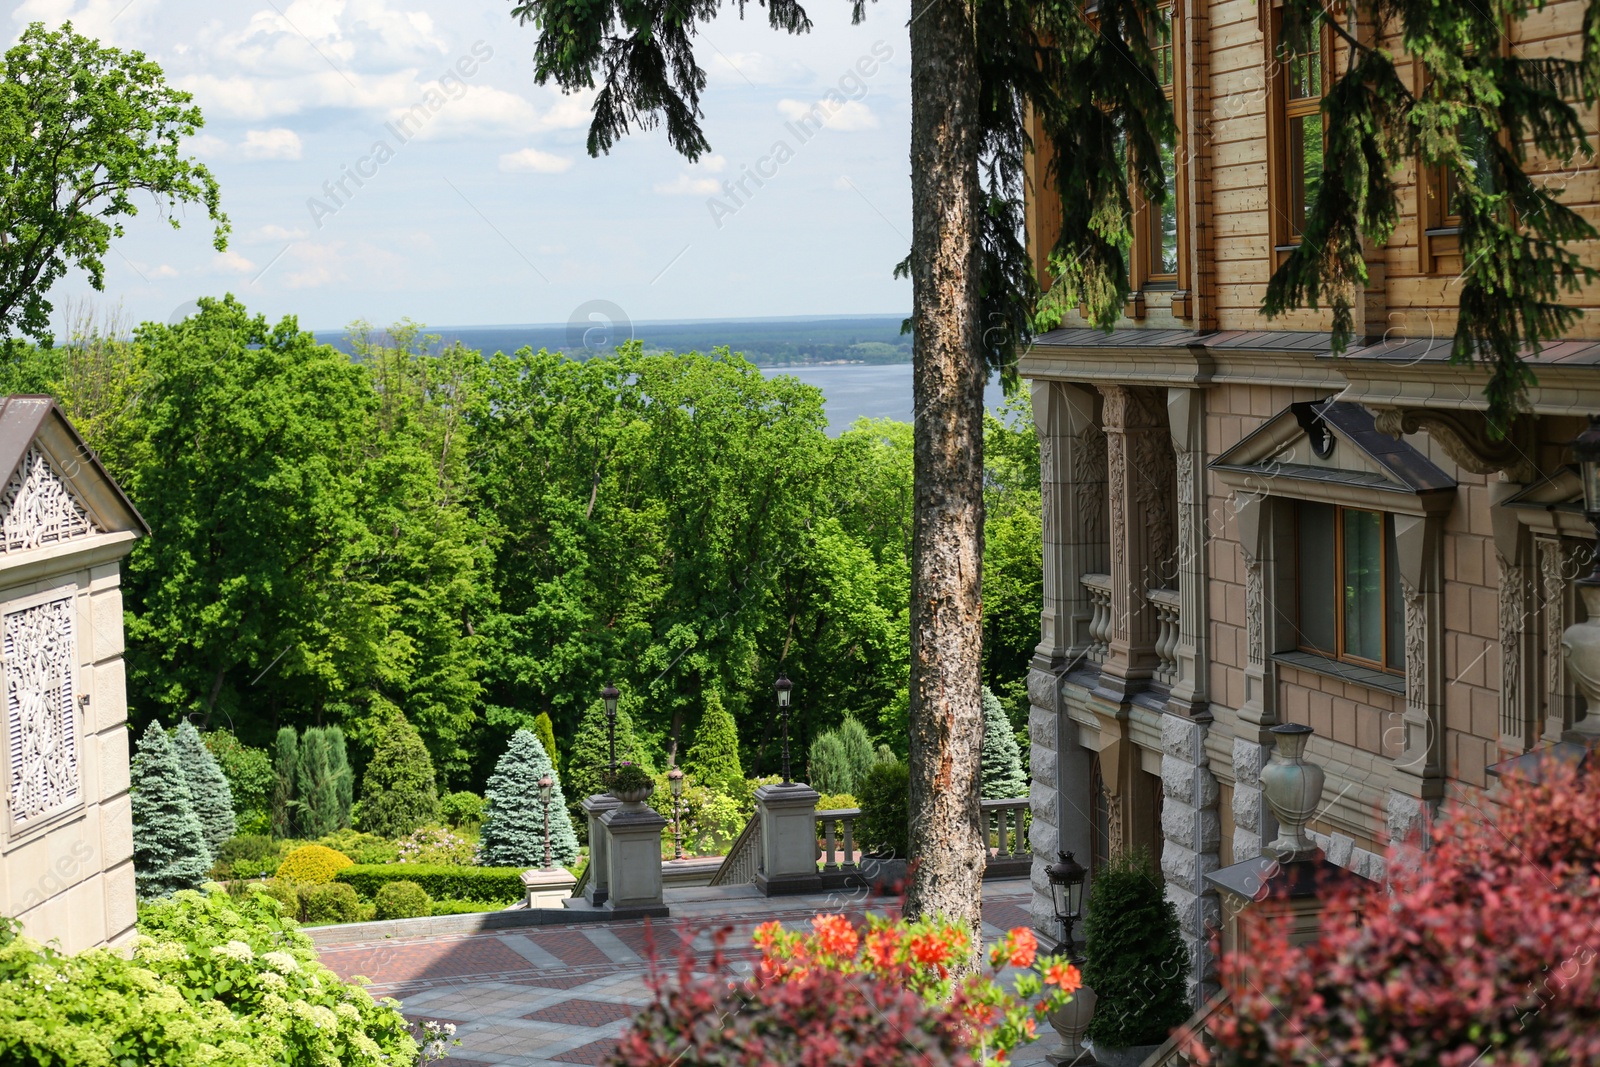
359,715,440,838
171,720,235,855
835,716,875,794
131,720,212,898
532,711,561,777
808,731,852,795
272,726,297,838
567,694,654,804
980,686,1027,799
297,726,353,838
682,690,743,798
480,729,580,867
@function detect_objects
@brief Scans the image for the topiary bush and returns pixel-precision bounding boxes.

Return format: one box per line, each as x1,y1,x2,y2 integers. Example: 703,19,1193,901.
172,720,237,856
276,843,355,885
532,711,561,777
336,864,526,904
683,689,744,798
1081,848,1189,1048
480,729,580,867
394,826,476,865
215,833,279,880
981,685,1028,799
856,758,910,859
0,884,418,1065
358,715,440,838
131,719,214,899
373,880,433,920
299,881,362,924
440,790,486,828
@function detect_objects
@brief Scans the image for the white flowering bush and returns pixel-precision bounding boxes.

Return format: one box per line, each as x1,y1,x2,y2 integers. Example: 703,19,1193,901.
394,826,476,865
0,883,416,1066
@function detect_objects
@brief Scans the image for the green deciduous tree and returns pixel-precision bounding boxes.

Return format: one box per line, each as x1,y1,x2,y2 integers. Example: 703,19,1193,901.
980,687,1027,799
171,720,235,856
202,728,274,827
0,23,228,342
131,720,212,898
358,715,439,838
480,729,580,868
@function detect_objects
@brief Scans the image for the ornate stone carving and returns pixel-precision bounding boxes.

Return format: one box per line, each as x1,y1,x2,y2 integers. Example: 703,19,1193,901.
1243,550,1264,669
1402,576,1426,714
1498,553,1526,740
1132,428,1178,586
0,446,97,554
6,596,79,828
1542,540,1571,700
1072,428,1107,547
1370,406,1536,483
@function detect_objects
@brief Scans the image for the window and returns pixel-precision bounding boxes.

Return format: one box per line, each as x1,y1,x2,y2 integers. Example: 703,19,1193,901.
1267,7,1330,256
1294,501,1404,673
1420,108,1496,273
1127,4,1183,303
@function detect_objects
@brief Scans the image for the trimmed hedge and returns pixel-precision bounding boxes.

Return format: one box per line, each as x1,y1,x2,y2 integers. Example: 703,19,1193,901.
336,864,526,903
277,843,354,884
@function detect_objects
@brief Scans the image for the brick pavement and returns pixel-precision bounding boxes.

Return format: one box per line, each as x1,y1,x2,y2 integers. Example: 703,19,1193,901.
317,878,1058,1067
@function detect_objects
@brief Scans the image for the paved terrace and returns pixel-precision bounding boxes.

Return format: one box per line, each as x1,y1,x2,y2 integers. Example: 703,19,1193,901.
315,878,1049,1067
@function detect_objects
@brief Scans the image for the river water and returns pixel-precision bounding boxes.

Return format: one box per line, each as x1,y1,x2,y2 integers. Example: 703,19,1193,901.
762,363,1011,435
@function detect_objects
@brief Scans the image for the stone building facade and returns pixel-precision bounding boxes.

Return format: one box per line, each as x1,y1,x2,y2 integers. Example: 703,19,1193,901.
0,397,147,952
1021,0,1600,1004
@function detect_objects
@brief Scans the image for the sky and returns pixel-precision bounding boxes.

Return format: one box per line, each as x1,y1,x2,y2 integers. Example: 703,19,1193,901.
10,0,914,335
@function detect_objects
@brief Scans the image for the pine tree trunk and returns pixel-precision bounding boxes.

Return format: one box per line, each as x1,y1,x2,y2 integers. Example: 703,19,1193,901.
902,0,986,935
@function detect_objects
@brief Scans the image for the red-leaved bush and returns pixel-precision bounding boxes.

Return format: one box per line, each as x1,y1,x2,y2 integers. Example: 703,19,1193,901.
1198,764,1600,1066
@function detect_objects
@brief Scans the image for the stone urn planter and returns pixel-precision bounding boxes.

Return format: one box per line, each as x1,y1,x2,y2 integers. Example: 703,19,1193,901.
608,785,654,809
1259,722,1325,860
1086,1041,1160,1067
1046,978,1096,1065
1563,583,1600,738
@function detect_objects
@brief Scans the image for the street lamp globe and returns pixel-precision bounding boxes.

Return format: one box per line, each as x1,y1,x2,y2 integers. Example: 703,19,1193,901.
1045,850,1087,953
667,766,684,797
601,683,620,718
774,671,792,708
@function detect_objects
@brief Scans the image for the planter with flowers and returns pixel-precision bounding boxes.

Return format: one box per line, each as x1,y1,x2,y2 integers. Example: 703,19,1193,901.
607,762,655,807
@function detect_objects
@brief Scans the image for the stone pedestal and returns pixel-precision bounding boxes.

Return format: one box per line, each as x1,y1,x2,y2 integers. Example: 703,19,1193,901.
753,782,822,896
522,866,578,909
599,802,669,914
581,793,621,906
1159,713,1220,1005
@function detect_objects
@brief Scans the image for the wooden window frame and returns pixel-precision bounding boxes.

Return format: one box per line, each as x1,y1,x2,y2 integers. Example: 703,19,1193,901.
1125,2,1187,317
1294,502,1403,676
1264,0,1332,266
1414,51,1505,276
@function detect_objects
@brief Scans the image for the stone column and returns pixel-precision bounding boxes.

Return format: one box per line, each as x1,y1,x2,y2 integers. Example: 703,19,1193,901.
600,802,669,914
1033,380,1106,670
581,793,621,906
1160,714,1221,1005
754,782,822,895
1167,388,1209,718
1389,514,1445,860
1095,385,1175,702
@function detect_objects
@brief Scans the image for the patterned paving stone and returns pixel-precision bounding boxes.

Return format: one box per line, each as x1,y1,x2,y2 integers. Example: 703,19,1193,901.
323,937,532,986
509,972,597,990
533,929,613,967
550,1037,620,1064
983,898,1034,932
522,998,641,1027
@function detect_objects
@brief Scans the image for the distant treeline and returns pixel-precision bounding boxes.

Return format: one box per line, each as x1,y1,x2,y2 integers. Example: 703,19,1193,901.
5,298,1034,792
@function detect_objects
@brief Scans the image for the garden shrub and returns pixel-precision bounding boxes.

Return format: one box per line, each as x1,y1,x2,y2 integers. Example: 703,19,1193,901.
808,731,852,795
980,686,1028,798
567,693,654,809
253,877,301,917
131,719,213,899
215,833,280,879
0,885,416,1066
429,898,497,916
395,826,477,865
816,793,858,811
856,758,910,859
682,689,744,798
172,720,237,855
276,843,354,884
649,774,744,856
318,829,399,864
373,880,433,920
440,790,486,828
1082,848,1189,1047
358,715,440,838
299,881,362,924
336,864,526,904
296,726,354,837
480,729,580,866
532,711,561,776
202,727,275,826
272,725,297,838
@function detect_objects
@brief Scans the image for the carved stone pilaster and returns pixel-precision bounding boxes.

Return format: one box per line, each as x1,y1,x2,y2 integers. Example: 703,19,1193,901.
1167,388,1210,719
1393,514,1444,802
1033,381,1106,671
1538,536,1587,742
1096,385,1175,701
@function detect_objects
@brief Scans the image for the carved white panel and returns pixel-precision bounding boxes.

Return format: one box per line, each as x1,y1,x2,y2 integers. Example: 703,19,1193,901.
0,445,97,553
6,596,79,829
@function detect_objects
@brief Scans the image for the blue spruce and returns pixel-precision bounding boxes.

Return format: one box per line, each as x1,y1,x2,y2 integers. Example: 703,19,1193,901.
171,720,236,856
132,720,213,898
480,729,581,868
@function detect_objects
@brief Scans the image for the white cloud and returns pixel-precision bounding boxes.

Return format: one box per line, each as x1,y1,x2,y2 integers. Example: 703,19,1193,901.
213,251,256,274
499,148,573,174
778,97,879,131
150,264,180,280
536,92,597,131
396,84,541,140
710,51,812,86
240,127,303,160
702,155,728,173
655,174,722,196
250,224,309,242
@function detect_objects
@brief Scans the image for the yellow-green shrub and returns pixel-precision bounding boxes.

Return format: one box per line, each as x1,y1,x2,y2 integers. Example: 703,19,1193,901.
373,880,432,920
300,882,362,924
275,843,353,884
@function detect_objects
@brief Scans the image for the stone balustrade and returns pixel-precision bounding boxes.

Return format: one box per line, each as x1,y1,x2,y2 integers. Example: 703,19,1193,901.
1150,586,1181,689
817,808,859,873
1081,572,1113,666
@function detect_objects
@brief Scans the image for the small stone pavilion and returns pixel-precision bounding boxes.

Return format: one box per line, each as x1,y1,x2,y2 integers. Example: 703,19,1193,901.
0,397,147,952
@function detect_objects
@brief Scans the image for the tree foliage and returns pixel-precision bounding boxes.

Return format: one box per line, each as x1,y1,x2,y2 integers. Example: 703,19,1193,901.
271,726,296,840
683,690,744,797
480,729,580,868
294,726,353,839
170,720,235,856
201,728,273,827
358,715,439,838
0,23,227,342
131,720,212,899
1082,849,1189,1047
980,686,1027,799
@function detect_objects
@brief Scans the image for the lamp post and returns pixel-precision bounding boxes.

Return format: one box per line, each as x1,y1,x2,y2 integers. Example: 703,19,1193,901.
602,683,620,775
538,775,554,870
667,767,685,861
1045,850,1088,957
774,672,794,783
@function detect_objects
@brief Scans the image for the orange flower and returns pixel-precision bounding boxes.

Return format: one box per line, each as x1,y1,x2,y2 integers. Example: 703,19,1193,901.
865,928,902,970
1045,961,1082,993
910,931,953,968
1005,928,1037,969
753,921,782,949
1023,1016,1037,1038
811,914,860,959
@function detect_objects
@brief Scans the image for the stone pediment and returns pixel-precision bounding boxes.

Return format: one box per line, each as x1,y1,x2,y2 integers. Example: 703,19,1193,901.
1209,399,1456,514
0,397,147,559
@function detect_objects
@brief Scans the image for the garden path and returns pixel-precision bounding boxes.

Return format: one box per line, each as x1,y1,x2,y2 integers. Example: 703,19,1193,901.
316,878,1054,1067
